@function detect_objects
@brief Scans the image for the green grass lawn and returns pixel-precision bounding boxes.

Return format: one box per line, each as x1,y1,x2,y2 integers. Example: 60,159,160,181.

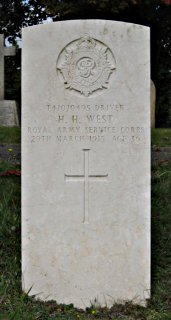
0,128,171,319
151,129,171,147
0,127,21,144
0,161,20,172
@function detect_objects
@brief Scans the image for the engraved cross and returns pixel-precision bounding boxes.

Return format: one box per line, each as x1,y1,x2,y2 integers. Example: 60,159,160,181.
0,34,16,100
65,149,108,224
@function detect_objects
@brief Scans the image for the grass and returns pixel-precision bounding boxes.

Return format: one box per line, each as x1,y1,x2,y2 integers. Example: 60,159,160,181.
0,161,20,172
0,128,171,319
0,127,21,144
151,129,171,147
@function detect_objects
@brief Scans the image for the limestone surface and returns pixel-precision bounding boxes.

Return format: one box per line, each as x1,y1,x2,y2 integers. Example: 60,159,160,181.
0,101,19,126
22,20,151,309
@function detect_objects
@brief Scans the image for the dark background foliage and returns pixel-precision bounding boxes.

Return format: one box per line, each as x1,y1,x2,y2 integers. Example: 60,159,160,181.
0,0,171,127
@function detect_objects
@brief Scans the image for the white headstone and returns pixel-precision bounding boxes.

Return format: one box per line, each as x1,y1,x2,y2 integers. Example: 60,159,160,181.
22,20,151,309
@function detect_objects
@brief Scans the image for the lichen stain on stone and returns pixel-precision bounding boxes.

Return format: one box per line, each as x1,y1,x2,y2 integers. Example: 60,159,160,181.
127,27,132,35
103,27,108,35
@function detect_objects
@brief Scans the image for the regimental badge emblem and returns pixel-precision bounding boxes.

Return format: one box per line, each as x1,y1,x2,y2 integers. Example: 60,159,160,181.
56,35,116,97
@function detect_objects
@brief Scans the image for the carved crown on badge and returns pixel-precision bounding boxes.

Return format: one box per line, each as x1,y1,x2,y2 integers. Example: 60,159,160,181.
57,34,116,97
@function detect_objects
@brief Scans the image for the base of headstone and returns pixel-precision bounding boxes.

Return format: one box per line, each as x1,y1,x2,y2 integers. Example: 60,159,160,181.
0,100,19,126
